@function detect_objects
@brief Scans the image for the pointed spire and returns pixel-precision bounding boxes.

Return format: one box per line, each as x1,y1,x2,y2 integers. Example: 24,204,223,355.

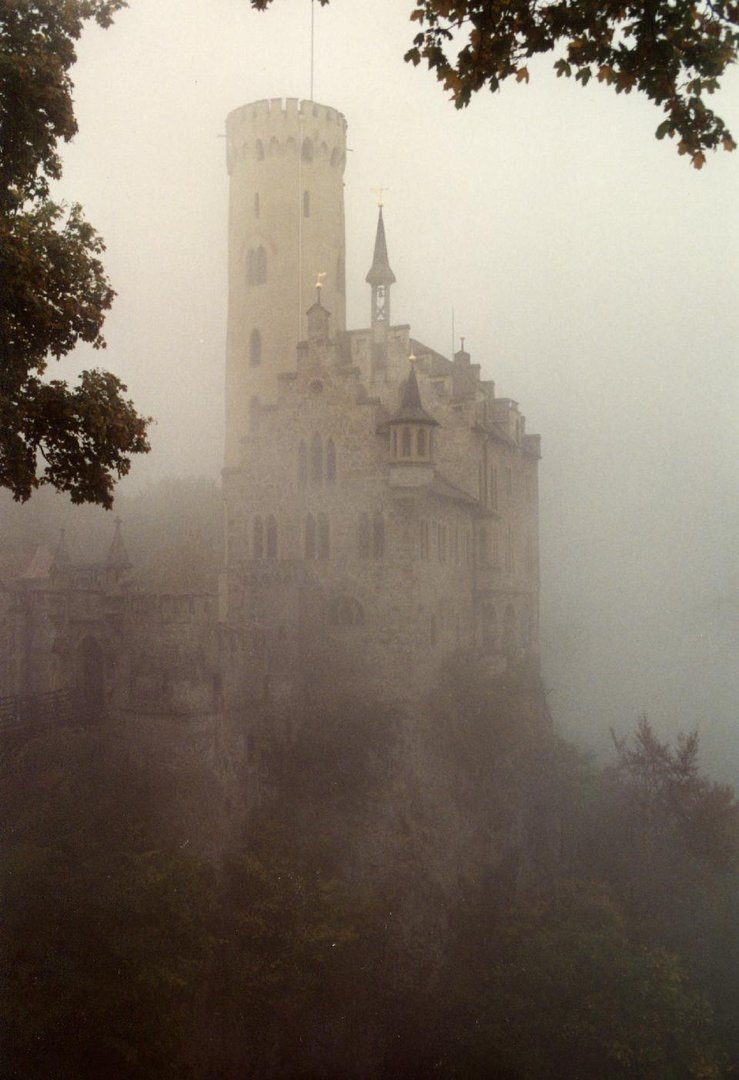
390,359,439,426
366,206,396,286
107,518,132,572
52,528,70,568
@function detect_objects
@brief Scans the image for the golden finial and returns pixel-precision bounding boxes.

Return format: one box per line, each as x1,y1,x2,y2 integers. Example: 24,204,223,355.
370,187,389,208
409,351,417,365
315,270,327,291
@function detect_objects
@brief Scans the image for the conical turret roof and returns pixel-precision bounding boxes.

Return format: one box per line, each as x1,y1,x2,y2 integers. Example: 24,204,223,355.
390,364,439,426
365,206,396,286
107,518,132,571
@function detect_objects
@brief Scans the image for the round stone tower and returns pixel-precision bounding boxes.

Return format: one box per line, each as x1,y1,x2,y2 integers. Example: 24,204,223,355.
224,97,348,466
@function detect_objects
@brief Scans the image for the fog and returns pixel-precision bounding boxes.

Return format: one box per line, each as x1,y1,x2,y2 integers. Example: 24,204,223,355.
52,0,738,776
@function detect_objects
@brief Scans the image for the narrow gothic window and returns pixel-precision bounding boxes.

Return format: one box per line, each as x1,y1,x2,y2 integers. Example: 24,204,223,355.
490,466,498,509
253,517,264,559
506,523,514,572
337,250,345,295
310,433,323,486
266,516,278,558
373,513,385,559
255,246,267,284
521,606,532,648
492,528,500,567
506,466,513,496
392,430,398,458
358,513,371,558
249,329,261,366
438,524,447,563
430,614,437,647
478,526,488,566
401,427,412,457
304,514,316,559
419,520,430,561
254,191,260,217
298,441,308,489
303,190,310,217
326,438,336,484
416,428,427,457
503,604,517,652
482,603,497,652
318,513,330,559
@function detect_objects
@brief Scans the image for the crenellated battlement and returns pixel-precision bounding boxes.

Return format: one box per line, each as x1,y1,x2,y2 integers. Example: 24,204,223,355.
226,98,347,175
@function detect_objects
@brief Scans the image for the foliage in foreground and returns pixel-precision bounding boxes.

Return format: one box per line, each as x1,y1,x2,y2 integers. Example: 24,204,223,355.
0,694,737,1078
254,0,738,167
0,0,150,507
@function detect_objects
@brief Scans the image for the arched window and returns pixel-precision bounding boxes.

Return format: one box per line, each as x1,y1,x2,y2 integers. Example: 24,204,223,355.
478,526,488,566
253,517,264,559
254,191,260,218
416,428,427,457
521,606,532,648
430,614,437,647
328,597,365,627
303,190,310,217
482,603,497,653
249,328,261,366
503,604,517,653
326,438,336,484
401,427,412,457
255,139,265,160
392,429,398,458
318,513,330,559
310,432,323,486
490,466,498,509
304,514,316,559
255,246,267,284
301,137,314,162
358,512,371,559
337,249,345,295
506,523,514,573
298,441,308,489
266,515,278,558
373,513,385,559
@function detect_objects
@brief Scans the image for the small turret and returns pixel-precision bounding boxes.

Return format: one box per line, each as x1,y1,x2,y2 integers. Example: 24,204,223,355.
388,358,439,467
107,518,132,579
306,276,330,341
366,205,396,334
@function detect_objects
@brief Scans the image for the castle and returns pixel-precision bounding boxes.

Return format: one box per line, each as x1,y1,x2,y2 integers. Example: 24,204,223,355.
220,97,541,703
0,97,540,723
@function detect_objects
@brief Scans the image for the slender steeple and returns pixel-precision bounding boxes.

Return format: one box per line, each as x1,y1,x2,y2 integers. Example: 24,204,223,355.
107,518,132,574
366,205,396,331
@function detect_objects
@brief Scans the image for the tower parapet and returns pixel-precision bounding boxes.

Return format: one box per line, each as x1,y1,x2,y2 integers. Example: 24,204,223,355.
224,99,348,466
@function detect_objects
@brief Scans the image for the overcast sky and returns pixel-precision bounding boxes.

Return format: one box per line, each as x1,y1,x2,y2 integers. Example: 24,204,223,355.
53,0,738,775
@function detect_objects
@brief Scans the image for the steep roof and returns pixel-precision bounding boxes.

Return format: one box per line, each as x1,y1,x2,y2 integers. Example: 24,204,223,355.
389,364,439,426
107,518,132,571
365,207,396,287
